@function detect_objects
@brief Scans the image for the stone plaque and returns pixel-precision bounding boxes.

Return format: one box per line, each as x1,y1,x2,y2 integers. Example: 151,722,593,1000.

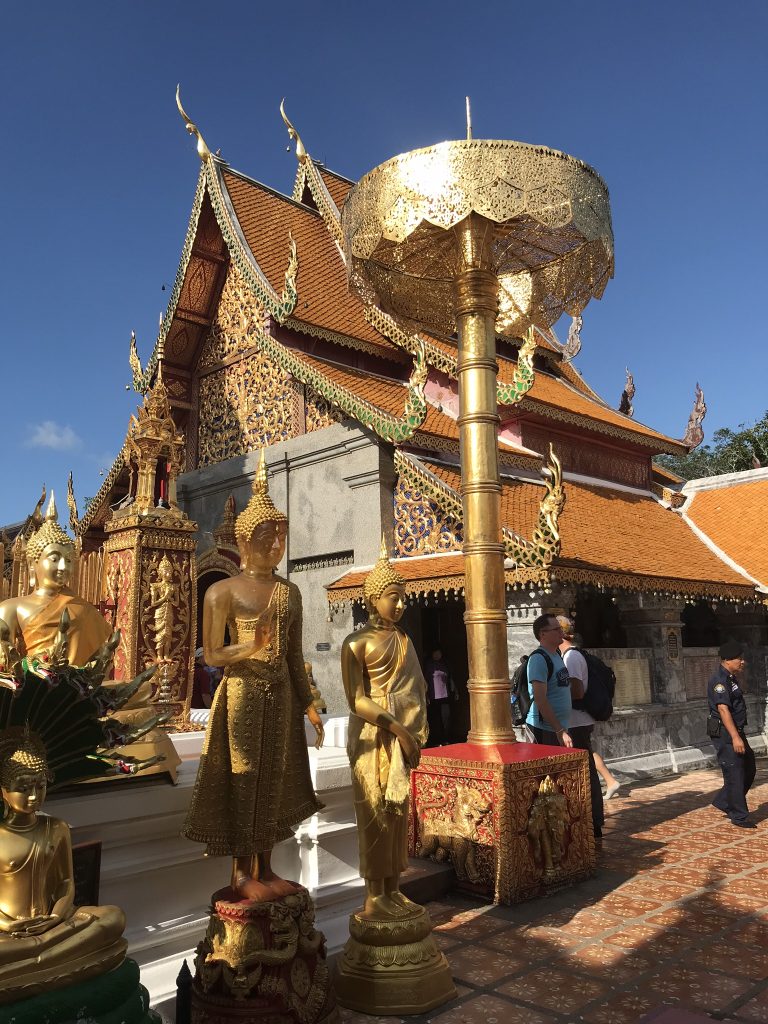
610,658,652,706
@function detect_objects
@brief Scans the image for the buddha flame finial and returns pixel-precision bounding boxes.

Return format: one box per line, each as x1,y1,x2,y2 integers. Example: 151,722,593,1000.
26,491,73,564
234,449,287,544
363,536,405,608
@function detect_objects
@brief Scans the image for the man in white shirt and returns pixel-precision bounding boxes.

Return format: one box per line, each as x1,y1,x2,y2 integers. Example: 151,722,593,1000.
558,616,604,840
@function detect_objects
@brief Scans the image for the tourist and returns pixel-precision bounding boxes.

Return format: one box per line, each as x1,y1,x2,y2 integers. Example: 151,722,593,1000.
708,641,757,828
525,615,572,747
424,648,457,745
558,617,604,838
191,647,212,709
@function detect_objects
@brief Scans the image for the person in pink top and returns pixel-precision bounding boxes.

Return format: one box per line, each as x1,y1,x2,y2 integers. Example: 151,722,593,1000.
423,649,457,745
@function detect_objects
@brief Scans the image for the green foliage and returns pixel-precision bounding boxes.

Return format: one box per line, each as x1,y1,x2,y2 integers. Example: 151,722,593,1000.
656,411,768,481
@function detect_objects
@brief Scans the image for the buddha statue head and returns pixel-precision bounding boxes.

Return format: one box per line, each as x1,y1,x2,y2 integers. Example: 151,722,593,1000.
26,493,75,594
363,539,406,625
1,728,52,819
235,450,288,575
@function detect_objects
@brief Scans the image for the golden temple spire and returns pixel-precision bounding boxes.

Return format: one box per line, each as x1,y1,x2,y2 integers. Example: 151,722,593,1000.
176,85,211,162
66,472,79,535
465,96,472,141
280,99,308,163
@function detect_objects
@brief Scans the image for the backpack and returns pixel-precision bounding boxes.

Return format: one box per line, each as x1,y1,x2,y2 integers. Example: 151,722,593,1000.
511,649,553,726
571,648,616,722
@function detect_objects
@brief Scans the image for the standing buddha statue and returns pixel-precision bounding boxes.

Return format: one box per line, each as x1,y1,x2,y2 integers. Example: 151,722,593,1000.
182,450,324,900
340,540,428,919
335,542,454,1015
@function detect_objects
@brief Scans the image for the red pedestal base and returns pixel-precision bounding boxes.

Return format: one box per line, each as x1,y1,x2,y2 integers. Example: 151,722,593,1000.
409,742,595,904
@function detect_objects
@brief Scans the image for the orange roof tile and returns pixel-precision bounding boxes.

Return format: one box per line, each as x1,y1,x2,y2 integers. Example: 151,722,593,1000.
685,478,768,586
220,167,680,453
419,460,750,591
317,165,354,209
221,169,398,356
292,350,459,442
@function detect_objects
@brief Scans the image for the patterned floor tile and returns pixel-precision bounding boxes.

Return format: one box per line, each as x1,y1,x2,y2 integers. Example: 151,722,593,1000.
497,965,611,1013
445,945,530,985
596,894,665,917
430,992,560,1024
579,988,661,1023
559,944,655,984
643,966,753,1011
731,987,768,1022
605,924,664,949
688,938,768,980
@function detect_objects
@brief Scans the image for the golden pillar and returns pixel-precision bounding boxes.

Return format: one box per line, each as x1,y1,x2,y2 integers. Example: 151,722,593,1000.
454,214,512,742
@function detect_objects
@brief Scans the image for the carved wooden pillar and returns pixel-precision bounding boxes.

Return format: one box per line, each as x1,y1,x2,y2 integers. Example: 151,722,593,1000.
103,517,197,726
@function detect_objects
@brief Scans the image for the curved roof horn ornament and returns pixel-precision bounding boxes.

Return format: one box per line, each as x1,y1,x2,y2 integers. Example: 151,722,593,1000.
175,85,211,162
280,99,308,163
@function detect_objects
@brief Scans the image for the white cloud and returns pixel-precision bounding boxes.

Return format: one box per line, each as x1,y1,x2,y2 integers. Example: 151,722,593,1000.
26,421,82,451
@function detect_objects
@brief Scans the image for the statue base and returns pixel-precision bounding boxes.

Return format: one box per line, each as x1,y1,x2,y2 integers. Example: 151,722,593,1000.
334,905,456,1015
0,957,160,1024
410,742,595,904
191,886,339,1024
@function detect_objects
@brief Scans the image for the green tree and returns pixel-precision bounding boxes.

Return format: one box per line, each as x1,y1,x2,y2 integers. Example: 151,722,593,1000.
656,411,768,481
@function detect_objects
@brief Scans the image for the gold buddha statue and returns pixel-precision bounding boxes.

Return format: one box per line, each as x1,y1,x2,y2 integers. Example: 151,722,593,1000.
0,493,112,667
182,450,324,901
0,730,126,1004
340,542,428,919
0,492,179,783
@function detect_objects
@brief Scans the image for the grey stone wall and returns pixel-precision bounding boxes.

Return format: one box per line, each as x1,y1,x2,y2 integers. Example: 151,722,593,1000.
177,424,391,715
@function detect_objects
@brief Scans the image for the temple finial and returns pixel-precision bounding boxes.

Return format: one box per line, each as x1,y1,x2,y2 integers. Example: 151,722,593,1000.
465,96,472,141
45,490,58,523
280,99,308,163
176,85,211,162
67,472,79,535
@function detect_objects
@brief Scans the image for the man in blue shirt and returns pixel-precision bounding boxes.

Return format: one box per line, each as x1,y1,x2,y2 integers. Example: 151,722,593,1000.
526,614,573,748
708,640,756,828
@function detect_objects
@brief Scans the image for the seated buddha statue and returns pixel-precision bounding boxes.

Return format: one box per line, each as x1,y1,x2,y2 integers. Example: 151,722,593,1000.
0,493,112,667
182,449,324,901
340,542,428,919
0,731,126,1003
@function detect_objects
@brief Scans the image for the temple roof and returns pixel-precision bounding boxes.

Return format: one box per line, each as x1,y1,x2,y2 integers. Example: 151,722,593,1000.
327,456,757,604
681,469,768,589
213,160,685,453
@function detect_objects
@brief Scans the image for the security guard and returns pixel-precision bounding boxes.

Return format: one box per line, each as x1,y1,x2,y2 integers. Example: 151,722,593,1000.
707,640,756,828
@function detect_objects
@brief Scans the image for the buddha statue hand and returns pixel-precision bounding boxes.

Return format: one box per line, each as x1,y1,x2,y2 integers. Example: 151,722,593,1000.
395,725,421,769
306,704,325,750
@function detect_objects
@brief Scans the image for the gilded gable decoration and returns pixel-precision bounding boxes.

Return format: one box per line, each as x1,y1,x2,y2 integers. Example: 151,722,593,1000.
503,446,565,568
280,100,345,247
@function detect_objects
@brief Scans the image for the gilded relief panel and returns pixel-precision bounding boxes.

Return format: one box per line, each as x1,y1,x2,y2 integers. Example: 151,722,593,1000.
105,547,135,681
393,476,462,556
305,385,344,433
198,354,293,466
199,264,257,369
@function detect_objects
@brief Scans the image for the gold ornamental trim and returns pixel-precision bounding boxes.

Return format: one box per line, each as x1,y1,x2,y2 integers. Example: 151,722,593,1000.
518,397,684,454
327,563,549,610
280,101,345,248
77,447,128,537
552,565,758,603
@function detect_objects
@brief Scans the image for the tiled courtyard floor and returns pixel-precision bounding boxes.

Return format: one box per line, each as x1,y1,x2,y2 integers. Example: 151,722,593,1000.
340,759,768,1024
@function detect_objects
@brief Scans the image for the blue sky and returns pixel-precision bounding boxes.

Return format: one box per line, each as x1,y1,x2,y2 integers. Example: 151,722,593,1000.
1,1,766,526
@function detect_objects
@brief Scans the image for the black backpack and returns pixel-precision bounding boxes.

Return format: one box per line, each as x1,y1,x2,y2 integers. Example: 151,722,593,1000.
511,650,554,726
571,648,616,722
